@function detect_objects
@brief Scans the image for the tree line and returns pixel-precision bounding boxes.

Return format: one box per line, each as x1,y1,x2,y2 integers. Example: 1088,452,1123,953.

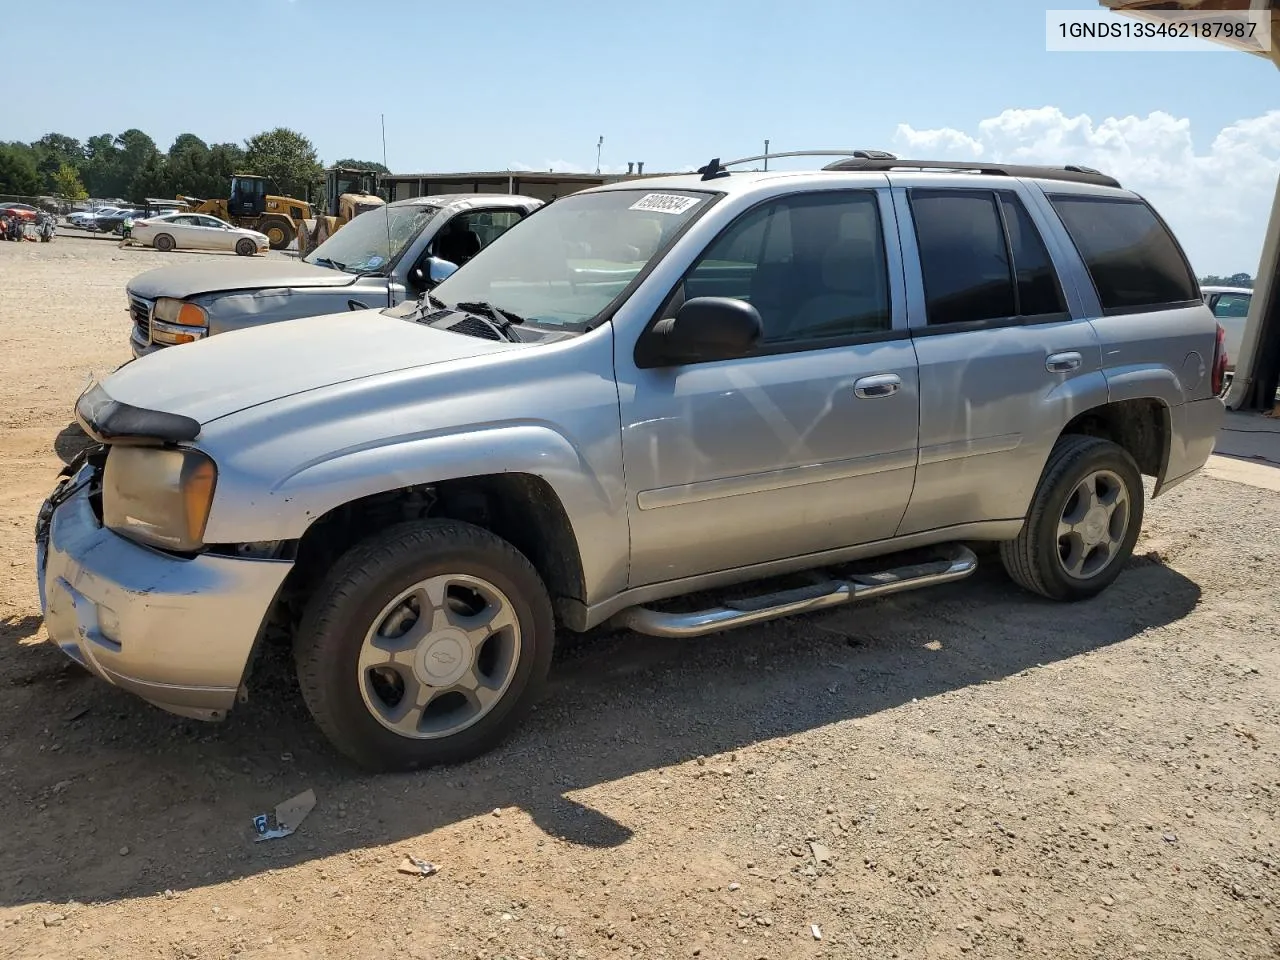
0,127,388,205
1198,273,1253,288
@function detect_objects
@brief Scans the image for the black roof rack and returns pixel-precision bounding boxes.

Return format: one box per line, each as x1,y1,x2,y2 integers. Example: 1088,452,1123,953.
821,157,1121,189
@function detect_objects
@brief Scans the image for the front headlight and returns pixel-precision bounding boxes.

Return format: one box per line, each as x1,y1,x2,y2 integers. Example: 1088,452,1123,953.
152,298,208,345
103,446,218,552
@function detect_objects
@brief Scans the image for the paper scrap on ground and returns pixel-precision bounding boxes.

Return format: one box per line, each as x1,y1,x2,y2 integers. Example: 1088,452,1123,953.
252,788,316,842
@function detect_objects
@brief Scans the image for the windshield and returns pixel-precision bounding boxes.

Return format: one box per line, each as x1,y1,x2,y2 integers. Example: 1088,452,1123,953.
427,189,714,331
303,203,439,274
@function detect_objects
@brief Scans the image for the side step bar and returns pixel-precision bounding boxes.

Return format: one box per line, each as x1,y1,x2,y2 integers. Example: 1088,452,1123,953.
611,545,978,639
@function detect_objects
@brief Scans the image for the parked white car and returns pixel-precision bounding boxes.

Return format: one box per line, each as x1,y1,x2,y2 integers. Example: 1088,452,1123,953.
132,212,270,256
1200,285,1251,373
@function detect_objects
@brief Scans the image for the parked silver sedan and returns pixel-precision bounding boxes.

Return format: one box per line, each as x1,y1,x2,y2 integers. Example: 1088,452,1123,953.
131,212,269,256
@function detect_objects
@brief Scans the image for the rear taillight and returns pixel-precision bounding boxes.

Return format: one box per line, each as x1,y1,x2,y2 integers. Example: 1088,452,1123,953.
1211,322,1228,396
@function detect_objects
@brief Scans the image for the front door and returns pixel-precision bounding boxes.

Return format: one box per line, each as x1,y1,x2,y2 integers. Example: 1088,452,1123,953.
617,188,921,587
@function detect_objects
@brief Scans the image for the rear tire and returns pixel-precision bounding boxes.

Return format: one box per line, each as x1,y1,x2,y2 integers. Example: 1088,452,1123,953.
999,435,1144,602
235,237,256,257
294,519,555,772
154,233,175,252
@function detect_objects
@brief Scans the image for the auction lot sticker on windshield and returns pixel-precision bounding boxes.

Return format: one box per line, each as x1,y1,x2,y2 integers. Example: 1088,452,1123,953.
629,194,700,215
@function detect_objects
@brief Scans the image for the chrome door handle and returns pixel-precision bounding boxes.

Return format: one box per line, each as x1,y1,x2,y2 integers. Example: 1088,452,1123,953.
1046,351,1082,373
853,374,902,399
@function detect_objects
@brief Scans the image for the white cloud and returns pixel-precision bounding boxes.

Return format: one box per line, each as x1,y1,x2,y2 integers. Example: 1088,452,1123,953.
891,107,1280,276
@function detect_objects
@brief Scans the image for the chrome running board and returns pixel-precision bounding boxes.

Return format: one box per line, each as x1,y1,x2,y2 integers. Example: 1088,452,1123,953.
611,544,978,639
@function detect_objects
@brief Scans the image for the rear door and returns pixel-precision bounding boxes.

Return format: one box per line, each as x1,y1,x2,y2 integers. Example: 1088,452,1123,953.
893,181,1106,535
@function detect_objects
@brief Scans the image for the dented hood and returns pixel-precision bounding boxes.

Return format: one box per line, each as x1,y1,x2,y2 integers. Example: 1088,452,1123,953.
126,259,359,300
95,309,517,426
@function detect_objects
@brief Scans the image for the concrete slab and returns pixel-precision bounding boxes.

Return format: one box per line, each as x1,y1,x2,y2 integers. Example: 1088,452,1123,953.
1204,409,1280,491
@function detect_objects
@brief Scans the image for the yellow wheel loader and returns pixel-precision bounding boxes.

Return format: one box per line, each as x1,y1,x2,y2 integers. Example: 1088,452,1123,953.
295,167,388,258
178,174,313,250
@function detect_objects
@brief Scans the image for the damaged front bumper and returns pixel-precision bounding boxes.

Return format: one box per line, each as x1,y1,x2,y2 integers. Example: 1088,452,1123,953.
35,460,292,721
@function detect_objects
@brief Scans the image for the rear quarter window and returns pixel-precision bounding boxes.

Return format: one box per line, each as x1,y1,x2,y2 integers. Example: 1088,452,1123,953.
1047,195,1199,313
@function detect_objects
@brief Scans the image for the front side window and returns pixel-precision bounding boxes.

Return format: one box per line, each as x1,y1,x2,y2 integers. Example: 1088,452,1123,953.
1048,195,1198,312
675,190,891,344
427,189,714,331
429,209,526,268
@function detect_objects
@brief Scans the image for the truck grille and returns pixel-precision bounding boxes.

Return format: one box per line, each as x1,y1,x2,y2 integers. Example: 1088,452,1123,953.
129,293,153,344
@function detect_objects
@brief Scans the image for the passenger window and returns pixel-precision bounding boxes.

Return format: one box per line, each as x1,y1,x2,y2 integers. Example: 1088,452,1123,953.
1210,293,1251,318
910,190,1016,326
1047,196,1199,311
999,194,1067,317
680,191,891,345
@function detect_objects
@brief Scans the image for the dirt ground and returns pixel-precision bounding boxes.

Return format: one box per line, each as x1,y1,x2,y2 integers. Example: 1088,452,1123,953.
0,235,1277,960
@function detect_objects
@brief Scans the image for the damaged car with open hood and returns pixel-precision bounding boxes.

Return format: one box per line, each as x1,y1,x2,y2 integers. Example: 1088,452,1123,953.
124,193,540,356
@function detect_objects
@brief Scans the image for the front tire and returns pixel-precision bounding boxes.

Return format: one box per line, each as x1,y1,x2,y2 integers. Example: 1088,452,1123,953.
999,435,1144,602
154,233,175,252
260,217,294,250
294,520,555,771
235,237,256,257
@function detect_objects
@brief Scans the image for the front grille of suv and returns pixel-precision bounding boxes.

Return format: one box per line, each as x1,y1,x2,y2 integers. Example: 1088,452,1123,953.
129,294,153,344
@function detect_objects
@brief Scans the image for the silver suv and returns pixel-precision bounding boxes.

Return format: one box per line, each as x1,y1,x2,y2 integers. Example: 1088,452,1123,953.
37,154,1227,770
125,194,540,357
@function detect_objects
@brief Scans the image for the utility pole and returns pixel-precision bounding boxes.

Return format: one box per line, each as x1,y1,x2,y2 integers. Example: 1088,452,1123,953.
596,136,604,175
763,139,770,171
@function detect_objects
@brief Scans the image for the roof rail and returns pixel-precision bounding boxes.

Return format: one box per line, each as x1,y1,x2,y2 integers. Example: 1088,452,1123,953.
821,157,1122,188
720,149,898,168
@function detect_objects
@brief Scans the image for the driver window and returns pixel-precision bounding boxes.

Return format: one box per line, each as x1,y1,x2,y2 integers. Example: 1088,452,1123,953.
430,209,525,267
677,191,891,345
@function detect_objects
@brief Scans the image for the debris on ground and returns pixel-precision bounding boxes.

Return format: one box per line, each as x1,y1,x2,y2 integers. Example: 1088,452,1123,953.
811,924,823,941
396,856,438,877
252,788,316,842
808,841,833,865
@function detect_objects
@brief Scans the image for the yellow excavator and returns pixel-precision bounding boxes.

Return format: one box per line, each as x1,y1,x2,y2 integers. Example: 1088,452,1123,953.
295,166,388,257
178,174,313,250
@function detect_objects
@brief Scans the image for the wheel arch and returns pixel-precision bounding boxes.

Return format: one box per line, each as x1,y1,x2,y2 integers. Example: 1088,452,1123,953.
1059,397,1171,490
244,470,589,690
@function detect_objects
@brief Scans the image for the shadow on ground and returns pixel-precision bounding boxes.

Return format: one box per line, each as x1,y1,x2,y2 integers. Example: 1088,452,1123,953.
0,556,1201,908
53,421,94,466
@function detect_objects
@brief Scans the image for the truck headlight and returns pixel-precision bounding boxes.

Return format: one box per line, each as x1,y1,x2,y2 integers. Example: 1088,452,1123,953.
103,446,218,552
152,298,208,345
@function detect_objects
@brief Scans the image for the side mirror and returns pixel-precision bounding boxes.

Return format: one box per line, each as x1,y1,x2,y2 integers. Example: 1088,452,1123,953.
410,256,459,292
648,297,762,365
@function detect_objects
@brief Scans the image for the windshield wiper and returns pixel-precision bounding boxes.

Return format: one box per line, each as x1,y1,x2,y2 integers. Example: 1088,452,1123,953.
455,301,525,327
310,256,346,271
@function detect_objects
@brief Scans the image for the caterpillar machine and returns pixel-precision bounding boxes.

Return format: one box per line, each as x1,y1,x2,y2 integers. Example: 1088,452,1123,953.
295,166,388,257
178,174,314,250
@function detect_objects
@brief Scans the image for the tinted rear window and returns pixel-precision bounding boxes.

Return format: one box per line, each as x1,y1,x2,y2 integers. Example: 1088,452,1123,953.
910,190,1016,325
1048,196,1198,312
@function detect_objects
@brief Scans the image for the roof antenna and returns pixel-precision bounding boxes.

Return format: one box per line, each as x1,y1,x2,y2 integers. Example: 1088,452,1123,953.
697,157,730,181
381,113,394,308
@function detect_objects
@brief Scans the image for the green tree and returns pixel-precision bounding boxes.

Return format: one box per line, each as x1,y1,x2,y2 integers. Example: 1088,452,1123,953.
0,144,42,196
51,163,88,200
333,158,390,174
244,127,322,200
129,153,170,203
82,133,122,197
168,133,209,159
34,133,86,192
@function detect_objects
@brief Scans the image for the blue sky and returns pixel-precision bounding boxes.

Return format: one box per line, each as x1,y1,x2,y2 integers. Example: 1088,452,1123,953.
4,0,1278,272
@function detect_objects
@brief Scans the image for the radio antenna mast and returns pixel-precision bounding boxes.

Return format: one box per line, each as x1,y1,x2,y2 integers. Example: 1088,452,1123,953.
381,113,394,308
